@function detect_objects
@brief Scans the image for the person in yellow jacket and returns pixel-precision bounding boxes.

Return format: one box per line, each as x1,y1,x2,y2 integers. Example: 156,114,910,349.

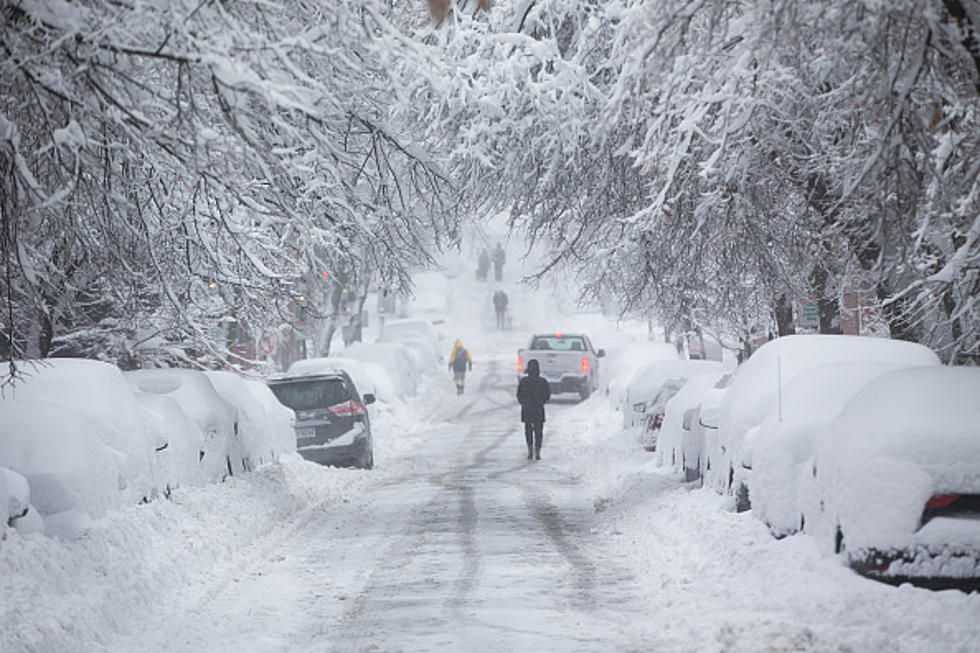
448,339,473,395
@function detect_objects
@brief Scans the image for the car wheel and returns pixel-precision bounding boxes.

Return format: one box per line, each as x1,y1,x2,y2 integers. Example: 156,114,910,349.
579,386,591,401
360,451,374,470
735,482,751,513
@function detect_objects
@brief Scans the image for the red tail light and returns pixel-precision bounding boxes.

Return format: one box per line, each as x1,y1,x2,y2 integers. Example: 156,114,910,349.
925,493,960,510
328,400,365,417
581,357,589,372
517,356,523,373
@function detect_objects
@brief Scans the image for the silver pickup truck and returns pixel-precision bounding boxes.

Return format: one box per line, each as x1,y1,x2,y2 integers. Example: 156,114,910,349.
517,333,606,400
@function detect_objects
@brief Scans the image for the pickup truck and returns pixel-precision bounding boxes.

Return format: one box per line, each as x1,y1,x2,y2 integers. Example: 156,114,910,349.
517,333,605,400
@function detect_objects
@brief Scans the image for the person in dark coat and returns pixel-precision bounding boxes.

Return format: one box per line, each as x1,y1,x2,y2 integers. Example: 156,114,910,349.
492,289,508,329
517,358,551,460
492,244,506,281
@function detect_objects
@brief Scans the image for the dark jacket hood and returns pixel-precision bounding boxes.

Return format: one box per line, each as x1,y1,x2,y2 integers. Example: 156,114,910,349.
526,359,540,377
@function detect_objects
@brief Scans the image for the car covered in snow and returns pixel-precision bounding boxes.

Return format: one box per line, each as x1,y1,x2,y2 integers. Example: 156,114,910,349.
750,361,940,537
0,399,121,538
377,318,442,369
125,369,245,483
700,335,940,511
267,370,376,469
655,370,730,481
340,341,420,399
802,366,980,587
621,359,726,439
6,359,159,504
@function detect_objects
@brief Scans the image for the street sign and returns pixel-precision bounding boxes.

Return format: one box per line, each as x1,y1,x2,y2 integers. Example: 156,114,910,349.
799,299,819,329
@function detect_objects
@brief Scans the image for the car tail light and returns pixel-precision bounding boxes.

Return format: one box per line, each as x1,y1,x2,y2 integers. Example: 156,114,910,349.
517,356,523,373
581,357,589,372
328,400,365,417
925,493,961,510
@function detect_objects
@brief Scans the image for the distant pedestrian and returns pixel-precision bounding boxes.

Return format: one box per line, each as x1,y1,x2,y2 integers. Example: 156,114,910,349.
448,339,473,395
492,290,509,329
477,249,490,282
492,244,505,282
517,359,551,460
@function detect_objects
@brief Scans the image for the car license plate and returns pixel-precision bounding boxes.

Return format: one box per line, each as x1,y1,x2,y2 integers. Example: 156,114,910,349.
295,427,316,440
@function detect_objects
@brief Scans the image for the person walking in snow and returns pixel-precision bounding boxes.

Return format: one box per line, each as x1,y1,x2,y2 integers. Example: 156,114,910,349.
448,339,473,395
477,249,490,282
492,289,509,329
517,359,551,460
492,244,505,282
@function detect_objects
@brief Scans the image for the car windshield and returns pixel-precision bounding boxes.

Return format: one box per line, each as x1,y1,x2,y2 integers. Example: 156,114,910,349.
530,336,586,351
269,378,349,411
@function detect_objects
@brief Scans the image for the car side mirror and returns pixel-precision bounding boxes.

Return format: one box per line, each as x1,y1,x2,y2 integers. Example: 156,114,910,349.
698,388,726,429
596,349,606,358
682,407,697,432
362,393,376,405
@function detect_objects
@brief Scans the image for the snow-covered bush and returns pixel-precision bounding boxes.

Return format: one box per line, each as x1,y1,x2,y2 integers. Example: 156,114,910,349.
340,342,420,399
804,366,980,581
708,335,940,510
125,370,243,482
0,400,120,538
5,359,159,503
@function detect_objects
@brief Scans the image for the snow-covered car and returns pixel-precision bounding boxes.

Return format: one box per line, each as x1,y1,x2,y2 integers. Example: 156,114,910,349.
655,370,730,480
131,393,208,494
205,370,284,470
378,318,442,369
701,335,940,511
750,361,940,537
605,341,681,409
399,271,449,324
0,399,120,538
622,359,726,432
802,366,980,587
267,371,376,469
6,359,159,503
125,369,244,482
340,341,420,399
241,378,297,461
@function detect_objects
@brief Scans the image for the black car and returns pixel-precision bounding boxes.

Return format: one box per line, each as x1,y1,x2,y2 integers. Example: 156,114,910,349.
267,371,376,469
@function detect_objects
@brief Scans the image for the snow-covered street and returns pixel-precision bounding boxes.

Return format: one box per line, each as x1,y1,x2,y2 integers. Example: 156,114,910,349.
3,238,979,653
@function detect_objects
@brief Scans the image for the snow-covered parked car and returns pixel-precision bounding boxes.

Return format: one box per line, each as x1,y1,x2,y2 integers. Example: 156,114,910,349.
6,359,159,504
802,366,980,587
655,370,730,481
130,393,208,494
241,378,297,461
125,369,244,482
0,400,120,538
378,318,442,369
622,359,726,442
205,370,286,470
751,361,940,538
267,370,376,469
400,271,449,324
340,341,420,399
700,335,940,511
605,341,680,409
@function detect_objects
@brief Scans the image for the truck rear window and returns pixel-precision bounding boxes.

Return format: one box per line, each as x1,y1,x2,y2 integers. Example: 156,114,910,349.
530,336,587,352
268,378,350,411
